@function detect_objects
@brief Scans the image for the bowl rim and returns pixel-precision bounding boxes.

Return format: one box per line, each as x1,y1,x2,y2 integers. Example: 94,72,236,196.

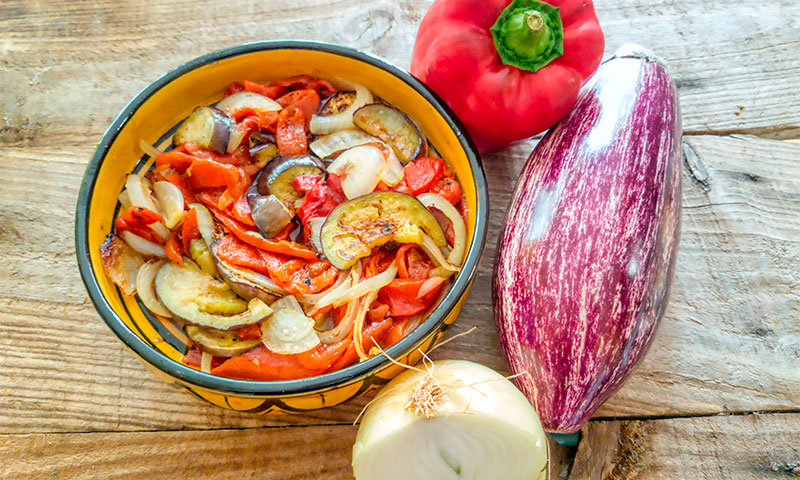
75,40,488,396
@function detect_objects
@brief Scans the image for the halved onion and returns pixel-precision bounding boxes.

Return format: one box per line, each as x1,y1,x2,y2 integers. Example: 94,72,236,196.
125,174,170,240
352,361,549,480
417,193,467,266
309,81,373,135
327,145,385,199
420,234,460,272
309,129,379,158
153,181,185,229
135,259,170,316
120,230,167,258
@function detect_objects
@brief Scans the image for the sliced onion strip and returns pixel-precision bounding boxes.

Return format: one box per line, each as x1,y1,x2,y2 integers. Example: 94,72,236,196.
325,262,396,310
309,129,379,158
125,174,170,240
200,351,213,374
418,193,467,266
316,291,360,344
296,269,348,305
189,203,216,246
308,262,361,314
120,231,167,258
353,290,379,361
135,259,170,316
420,234,460,273
309,81,373,135
153,181,185,228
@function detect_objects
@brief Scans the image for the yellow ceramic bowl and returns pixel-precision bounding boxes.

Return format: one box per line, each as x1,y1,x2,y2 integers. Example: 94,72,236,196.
76,41,488,413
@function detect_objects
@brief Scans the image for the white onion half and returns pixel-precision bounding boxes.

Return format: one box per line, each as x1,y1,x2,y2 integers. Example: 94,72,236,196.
309,81,373,135
154,181,185,228
417,193,467,266
353,360,549,480
120,231,167,258
135,259,170,316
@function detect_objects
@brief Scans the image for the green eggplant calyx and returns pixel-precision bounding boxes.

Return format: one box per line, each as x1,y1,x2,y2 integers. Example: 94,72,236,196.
491,0,564,73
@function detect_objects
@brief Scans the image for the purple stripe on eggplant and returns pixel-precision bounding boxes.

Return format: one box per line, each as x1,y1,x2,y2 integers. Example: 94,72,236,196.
492,44,682,434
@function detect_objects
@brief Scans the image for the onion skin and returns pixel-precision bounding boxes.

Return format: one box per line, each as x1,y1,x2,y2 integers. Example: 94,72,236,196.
493,45,682,434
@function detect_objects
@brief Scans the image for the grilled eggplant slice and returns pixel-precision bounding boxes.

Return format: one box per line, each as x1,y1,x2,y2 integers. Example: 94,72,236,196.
320,191,446,269
353,104,422,163
173,106,231,153
318,90,357,116
154,262,271,330
249,194,294,238
185,325,261,357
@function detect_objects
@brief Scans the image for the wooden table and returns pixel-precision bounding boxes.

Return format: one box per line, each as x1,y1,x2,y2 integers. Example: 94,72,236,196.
1,0,798,478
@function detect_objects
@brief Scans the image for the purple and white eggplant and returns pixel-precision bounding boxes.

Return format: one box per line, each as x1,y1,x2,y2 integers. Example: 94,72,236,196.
493,44,682,434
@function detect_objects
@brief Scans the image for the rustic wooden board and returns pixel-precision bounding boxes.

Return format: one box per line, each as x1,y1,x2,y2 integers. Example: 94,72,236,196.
0,135,797,436
1,414,796,479
1,0,799,148
570,413,800,479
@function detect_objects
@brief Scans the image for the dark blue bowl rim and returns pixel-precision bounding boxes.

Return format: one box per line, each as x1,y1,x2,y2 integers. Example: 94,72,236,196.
75,40,488,396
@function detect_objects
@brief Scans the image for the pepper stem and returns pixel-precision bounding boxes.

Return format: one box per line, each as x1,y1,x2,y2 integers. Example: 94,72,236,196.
491,0,564,72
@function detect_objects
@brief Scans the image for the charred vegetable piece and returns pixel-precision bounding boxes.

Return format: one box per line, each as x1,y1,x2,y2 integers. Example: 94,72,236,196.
185,325,261,357
209,241,284,303
249,194,294,238
173,106,231,153
100,234,145,296
353,104,422,163
249,155,325,208
318,90,357,116
216,91,281,117
321,191,446,269
155,262,272,330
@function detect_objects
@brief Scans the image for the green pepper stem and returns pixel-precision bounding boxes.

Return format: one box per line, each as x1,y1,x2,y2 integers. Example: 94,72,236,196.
490,0,565,73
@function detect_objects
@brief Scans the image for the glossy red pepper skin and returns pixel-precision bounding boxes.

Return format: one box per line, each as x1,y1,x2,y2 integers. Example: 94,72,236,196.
411,0,604,152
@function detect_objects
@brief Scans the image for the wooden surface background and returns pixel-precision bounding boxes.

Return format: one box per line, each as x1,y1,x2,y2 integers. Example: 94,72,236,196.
1,0,799,478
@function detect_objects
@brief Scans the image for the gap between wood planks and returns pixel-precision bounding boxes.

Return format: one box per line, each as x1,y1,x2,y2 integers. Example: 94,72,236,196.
0,408,797,438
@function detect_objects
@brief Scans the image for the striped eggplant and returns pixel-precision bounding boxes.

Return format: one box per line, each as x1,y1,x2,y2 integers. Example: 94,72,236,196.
492,44,682,435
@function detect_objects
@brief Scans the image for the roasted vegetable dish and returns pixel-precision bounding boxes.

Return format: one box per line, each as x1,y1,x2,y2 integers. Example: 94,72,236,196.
100,75,468,381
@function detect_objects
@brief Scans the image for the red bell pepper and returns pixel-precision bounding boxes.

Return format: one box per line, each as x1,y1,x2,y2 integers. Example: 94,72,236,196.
211,346,322,381
165,231,184,265
411,0,604,152
114,206,164,244
404,157,444,195
276,107,308,156
378,278,444,316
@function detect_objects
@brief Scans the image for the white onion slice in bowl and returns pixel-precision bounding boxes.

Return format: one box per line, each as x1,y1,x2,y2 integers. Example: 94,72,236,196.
153,181,185,229
417,193,467,266
135,259,170,316
309,81,372,135
120,231,167,258
327,145,385,199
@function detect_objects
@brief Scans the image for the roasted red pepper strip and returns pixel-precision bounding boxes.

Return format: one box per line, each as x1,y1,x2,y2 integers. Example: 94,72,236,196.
296,339,349,371
411,0,604,152
395,244,435,279
165,232,184,266
181,208,200,253
328,319,393,372
237,323,261,340
163,173,198,207
378,278,444,316
114,207,165,244
242,80,285,99
292,173,345,239
187,159,248,211
384,317,410,348
276,108,308,156
211,346,322,381
155,151,194,173
404,157,444,195
260,251,339,295
214,210,318,260
276,89,321,128
427,175,462,205
215,234,270,274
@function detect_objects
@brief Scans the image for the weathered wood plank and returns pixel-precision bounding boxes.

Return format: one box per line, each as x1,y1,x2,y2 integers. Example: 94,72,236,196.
570,413,800,479
0,414,797,480
1,0,799,148
0,134,798,434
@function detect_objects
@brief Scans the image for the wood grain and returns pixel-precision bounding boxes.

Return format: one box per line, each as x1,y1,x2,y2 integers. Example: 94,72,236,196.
1,0,799,149
0,135,797,436
570,413,800,479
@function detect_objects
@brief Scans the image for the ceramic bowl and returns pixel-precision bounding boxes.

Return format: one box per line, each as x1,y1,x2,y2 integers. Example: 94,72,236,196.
76,41,488,413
